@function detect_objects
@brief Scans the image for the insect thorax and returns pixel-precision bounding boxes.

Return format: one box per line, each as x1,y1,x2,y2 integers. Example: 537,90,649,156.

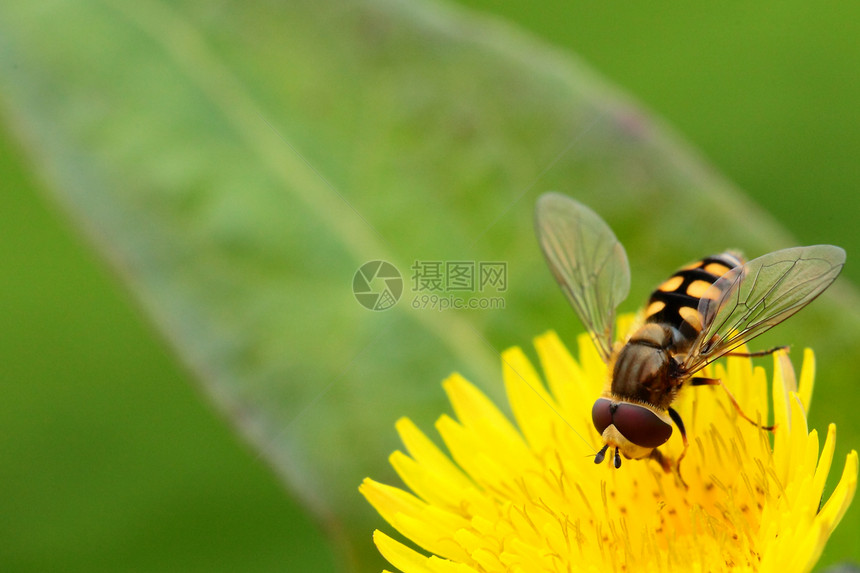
610,323,680,408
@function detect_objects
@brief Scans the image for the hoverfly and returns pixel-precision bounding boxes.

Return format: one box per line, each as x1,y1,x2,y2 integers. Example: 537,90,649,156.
535,192,845,475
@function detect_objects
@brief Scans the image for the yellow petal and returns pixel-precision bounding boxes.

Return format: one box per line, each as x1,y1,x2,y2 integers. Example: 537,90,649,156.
373,529,433,573
395,418,474,492
442,374,525,453
502,346,559,454
798,348,815,413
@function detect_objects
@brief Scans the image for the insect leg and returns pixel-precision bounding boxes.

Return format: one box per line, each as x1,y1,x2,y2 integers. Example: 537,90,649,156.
725,345,789,358
649,449,671,472
667,407,689,489
690,377,776,431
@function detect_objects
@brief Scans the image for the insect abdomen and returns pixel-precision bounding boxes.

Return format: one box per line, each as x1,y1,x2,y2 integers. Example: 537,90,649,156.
644,252,744,340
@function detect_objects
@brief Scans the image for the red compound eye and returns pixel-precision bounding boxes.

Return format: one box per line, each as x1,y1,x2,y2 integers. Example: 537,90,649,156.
592,398,614,434
591,398,672,448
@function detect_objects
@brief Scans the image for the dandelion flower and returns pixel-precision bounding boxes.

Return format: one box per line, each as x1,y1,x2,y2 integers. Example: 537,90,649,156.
360,325,857,572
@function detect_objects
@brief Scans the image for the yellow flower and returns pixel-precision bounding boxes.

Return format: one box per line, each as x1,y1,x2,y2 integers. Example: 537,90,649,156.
360,325,857,572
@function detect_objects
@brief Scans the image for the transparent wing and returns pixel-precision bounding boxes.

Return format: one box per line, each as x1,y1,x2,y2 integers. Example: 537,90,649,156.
535,192,631,361
683,245,845,373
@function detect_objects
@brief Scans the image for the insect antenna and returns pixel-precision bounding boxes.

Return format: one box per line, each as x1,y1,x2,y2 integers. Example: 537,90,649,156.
594,443,609,465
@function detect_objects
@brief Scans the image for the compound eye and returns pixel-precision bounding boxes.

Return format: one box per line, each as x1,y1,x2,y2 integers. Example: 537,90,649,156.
613,403,672,448
591,398,614,434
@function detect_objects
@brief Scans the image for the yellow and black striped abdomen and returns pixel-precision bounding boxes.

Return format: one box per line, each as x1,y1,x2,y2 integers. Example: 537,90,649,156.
644,252,744,340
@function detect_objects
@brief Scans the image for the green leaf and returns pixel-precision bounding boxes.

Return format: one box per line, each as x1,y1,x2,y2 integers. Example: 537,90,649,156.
1,0,857,569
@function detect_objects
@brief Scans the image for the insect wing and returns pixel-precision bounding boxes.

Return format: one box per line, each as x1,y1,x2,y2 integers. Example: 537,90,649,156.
535,192,631,361
684,245,845,372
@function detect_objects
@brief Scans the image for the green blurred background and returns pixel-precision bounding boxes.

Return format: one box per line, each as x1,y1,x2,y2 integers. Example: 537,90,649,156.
1,1,858,571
